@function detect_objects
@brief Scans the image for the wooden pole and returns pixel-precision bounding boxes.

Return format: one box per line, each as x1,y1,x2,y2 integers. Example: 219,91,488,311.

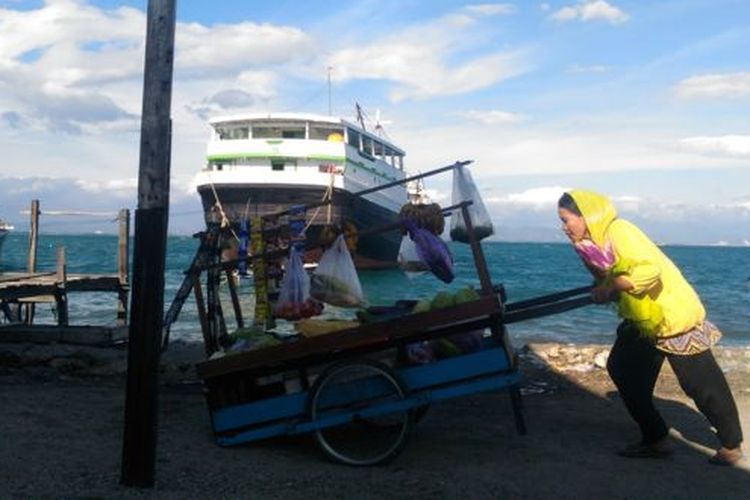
117,209,130,326
25,199,40,324
193,275,213,357
460,203,493,296
225,269,244,330
55,246,68,327
121,0,176,489
27,199,39,273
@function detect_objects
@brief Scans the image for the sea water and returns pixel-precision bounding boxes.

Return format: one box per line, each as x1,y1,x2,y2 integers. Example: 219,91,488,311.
1,232,748,346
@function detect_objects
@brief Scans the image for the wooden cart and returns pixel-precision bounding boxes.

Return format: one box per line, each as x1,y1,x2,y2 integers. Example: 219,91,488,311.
196,288,523,465
182,173,592,466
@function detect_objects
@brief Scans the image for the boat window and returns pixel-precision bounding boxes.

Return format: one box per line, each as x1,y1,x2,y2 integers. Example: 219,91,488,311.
373,141,385,159
229,127,249,140
271,160,285,171
362,136,374,155
347,128,361,148
215,127,231,140
310,125,344,141
384,146,395,167
252,125,306,139
282,128,305,139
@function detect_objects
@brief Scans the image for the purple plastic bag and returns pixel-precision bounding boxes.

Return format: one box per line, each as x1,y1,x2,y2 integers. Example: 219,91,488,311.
402,218,454,283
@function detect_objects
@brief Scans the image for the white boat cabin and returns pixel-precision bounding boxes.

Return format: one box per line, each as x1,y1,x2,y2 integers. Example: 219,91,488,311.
204,113,405,172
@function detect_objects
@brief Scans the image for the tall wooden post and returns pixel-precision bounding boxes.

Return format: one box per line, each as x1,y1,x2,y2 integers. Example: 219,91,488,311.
25,199,40,324
121,0,176,489
117,209,130,326
27,199,39,273
55,246,68,327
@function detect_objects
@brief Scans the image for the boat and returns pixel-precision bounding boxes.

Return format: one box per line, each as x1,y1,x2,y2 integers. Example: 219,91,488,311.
194,112,409,269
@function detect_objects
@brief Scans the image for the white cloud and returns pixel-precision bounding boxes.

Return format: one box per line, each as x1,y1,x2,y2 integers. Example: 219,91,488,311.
0,1,310,136
396,123,749,180
176,21,314,75
674,72,750,99
460,109,527,124
550,1,629,24
236,70,279,100
486,186,571,210
328,12,528,102
567,64,612,73
76,177,138,197
184,70,279,120
679,135,750,157
465,4,516,16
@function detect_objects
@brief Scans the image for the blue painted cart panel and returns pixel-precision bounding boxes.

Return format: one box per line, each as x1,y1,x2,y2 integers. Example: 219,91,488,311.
212,343,518,446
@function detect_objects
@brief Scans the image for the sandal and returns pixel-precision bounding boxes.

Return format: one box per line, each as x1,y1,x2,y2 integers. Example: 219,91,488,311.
618,438,672,459
708,447,744,466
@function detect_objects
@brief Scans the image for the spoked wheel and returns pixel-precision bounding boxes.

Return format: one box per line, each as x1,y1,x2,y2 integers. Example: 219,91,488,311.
308,359,413,466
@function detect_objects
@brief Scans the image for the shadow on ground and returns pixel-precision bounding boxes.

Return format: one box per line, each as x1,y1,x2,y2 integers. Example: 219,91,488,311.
1,340,749,499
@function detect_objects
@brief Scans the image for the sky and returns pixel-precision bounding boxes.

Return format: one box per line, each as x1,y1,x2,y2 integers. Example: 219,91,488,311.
0,0,749,245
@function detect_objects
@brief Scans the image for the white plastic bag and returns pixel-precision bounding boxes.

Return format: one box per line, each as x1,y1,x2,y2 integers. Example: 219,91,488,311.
397,235,428,277
449,164,494,243
310,235,364,307
273,246,323,320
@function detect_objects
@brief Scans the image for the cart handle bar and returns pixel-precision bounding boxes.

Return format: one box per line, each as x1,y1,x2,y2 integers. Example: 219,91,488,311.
267,160,473,219
505,285,592,312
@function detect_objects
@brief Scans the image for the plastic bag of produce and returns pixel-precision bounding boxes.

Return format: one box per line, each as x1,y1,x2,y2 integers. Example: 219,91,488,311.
310,234,364,307
449,164,494,243
397,235,428,277
403,218,454,283
432,330,485,358
406,341,436,364
273,246,324,320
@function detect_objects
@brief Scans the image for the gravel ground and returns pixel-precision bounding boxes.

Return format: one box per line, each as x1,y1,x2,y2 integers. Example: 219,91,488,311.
1,341,749,499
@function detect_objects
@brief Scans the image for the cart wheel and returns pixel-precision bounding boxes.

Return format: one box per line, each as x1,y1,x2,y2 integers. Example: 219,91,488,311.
308,359,413,466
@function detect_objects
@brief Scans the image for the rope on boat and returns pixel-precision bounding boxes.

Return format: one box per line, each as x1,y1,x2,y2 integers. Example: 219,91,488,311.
207,171,240,242
303,169,338,233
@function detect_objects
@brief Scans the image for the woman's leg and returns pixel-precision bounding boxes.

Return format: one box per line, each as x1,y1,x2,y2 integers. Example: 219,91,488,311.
667,349,743,449
607,322,668,444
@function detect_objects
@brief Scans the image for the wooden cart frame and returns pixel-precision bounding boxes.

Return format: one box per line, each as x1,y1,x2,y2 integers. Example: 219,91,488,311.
166,165,592,466
189,200,528,465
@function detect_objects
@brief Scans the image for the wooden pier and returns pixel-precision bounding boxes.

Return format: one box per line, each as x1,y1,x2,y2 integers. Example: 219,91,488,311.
0,201,130,345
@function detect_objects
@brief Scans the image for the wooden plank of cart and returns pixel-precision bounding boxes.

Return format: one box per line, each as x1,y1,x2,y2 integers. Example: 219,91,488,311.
190,165,592,466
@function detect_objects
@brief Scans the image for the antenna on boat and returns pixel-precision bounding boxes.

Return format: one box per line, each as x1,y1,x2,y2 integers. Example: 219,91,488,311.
373,109,392,139
327,66,333,116
355,102,367,131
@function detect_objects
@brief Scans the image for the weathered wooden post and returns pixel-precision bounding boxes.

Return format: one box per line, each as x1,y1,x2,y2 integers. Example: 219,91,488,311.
117,209,130,326
55,246,68,327
25,199,40,323
121,0,176,488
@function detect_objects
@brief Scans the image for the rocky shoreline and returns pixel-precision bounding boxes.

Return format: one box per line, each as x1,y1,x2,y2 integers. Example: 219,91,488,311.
1,339,749,384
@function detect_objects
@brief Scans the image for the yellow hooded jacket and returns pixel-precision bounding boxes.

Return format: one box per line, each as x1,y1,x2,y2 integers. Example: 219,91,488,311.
569,189,705,337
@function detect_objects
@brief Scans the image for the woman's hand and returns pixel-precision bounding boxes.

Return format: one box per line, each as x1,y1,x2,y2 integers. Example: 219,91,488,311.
592,285,617,303
591,275,635,304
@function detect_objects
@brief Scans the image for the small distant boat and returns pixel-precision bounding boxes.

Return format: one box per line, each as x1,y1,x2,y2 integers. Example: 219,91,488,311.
0,219,13,260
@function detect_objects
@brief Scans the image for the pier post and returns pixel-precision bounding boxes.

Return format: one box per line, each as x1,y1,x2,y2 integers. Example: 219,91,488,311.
24,199,40,324
117,209,130,326
55,246,68,327
121,0,176,489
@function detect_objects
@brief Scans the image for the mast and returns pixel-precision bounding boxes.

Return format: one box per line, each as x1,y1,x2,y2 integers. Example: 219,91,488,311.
327,66,333,116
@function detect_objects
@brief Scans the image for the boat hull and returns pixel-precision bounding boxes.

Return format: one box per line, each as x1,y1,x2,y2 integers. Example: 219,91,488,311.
197,184,402,269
